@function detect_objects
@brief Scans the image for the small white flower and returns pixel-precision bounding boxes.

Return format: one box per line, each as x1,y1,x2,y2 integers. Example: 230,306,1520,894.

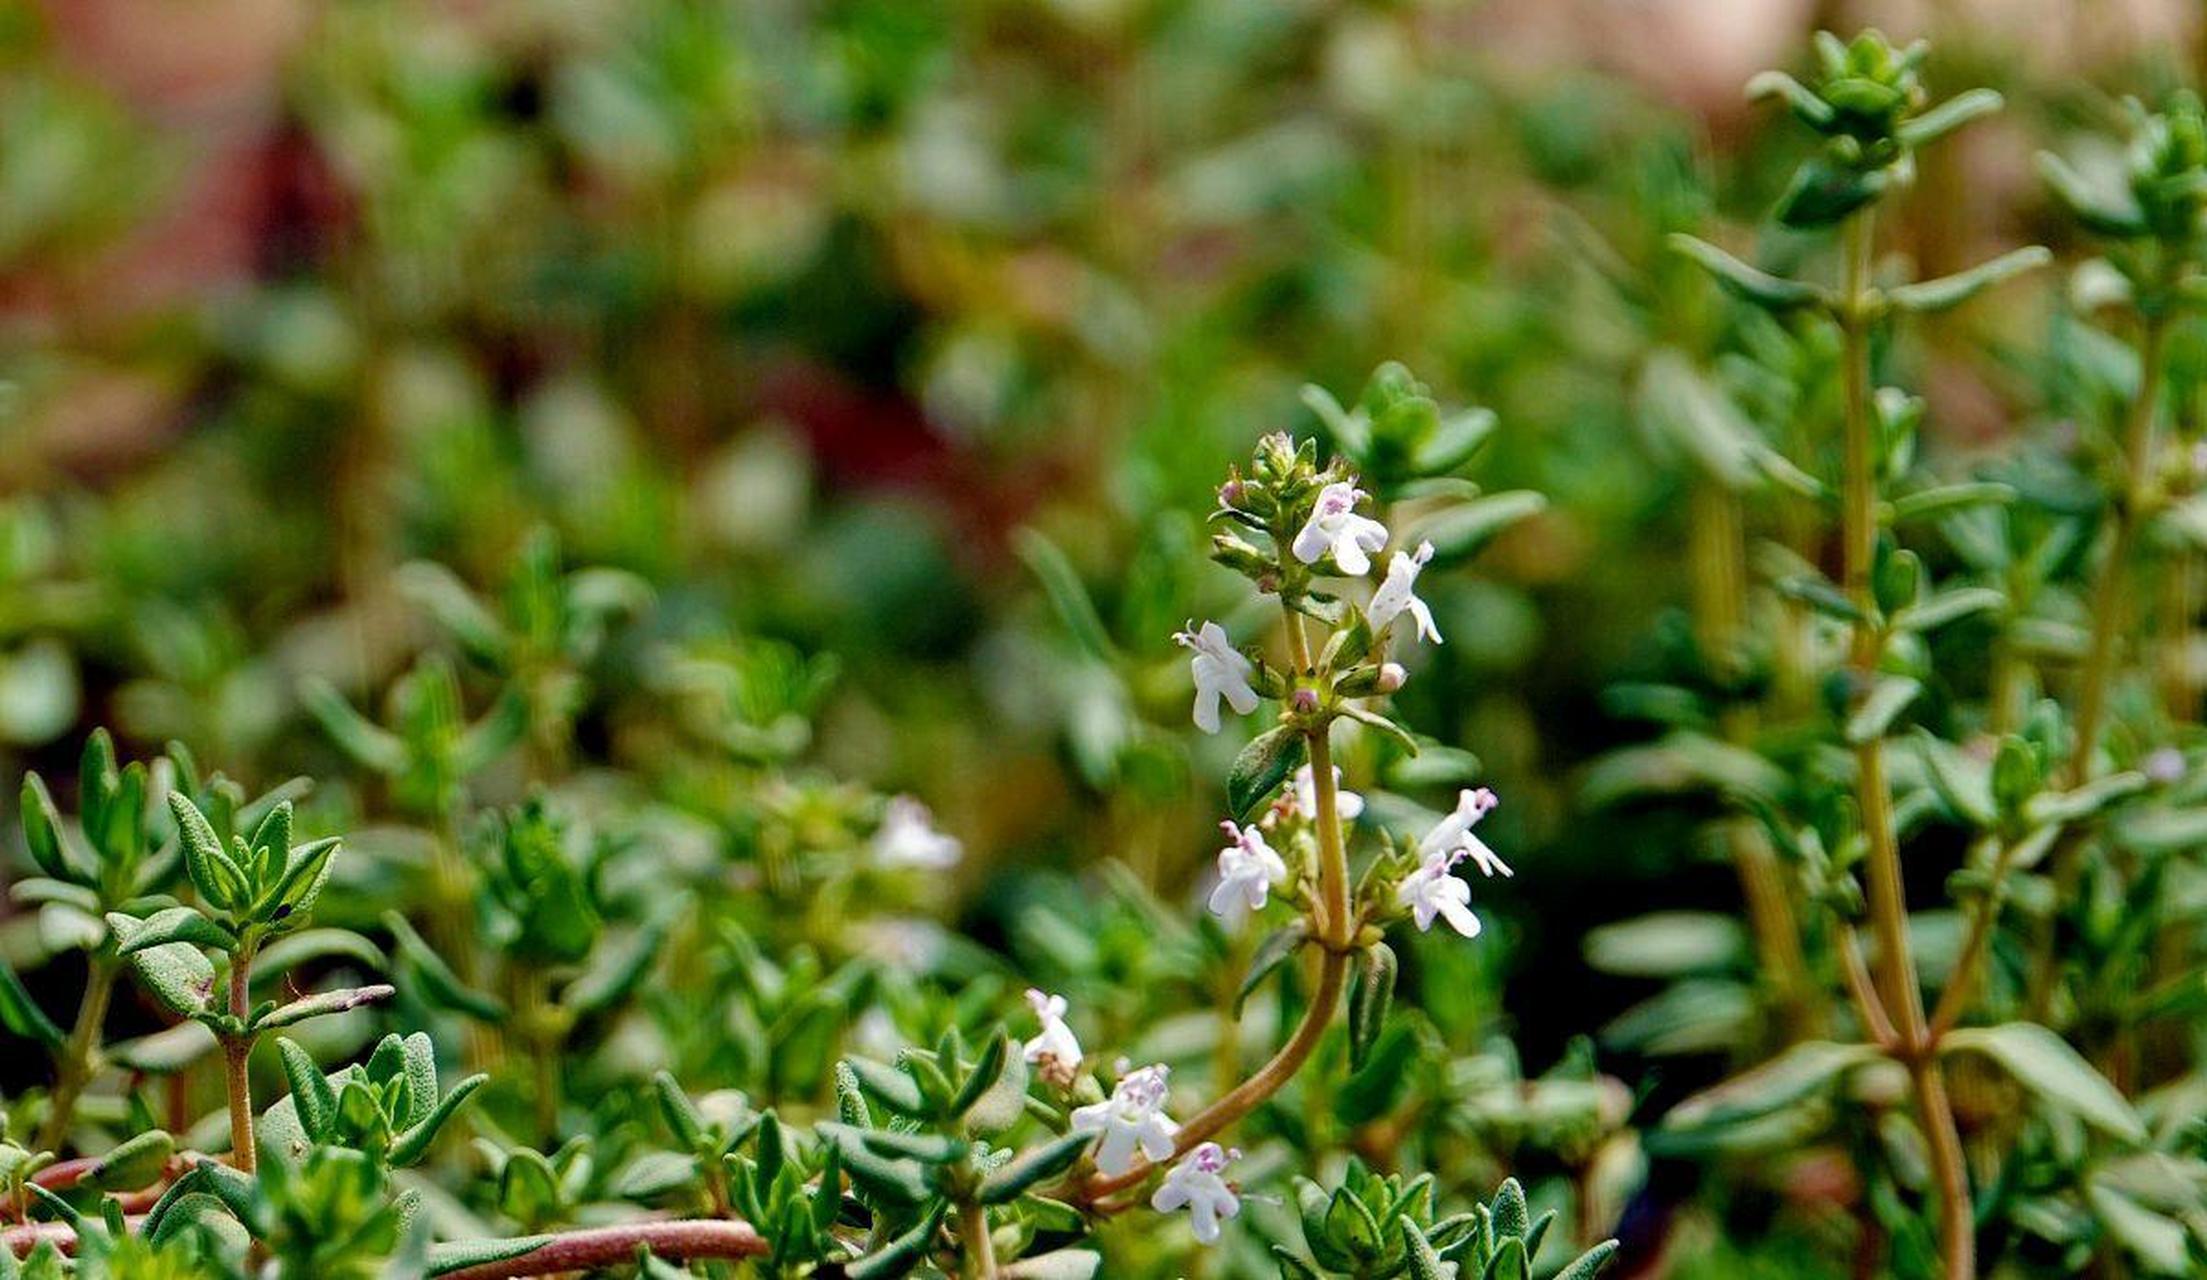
1291,764,1365,822
1151,1142,1242,1244
1396,848,1482,938
1069,1064,1179,1177
1418,787,1511,879
873,797,962,870
1209,820,1288,916
1173,620,1260,734
1367,541,1441,644
1022,989,1083,1081
1291,481,1390,576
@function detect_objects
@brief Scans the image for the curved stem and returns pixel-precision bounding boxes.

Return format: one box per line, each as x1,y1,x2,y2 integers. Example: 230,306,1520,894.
1084,946,1348,1201
1836,923,1899,1052
434,1220,767,1279
37,958,117,1152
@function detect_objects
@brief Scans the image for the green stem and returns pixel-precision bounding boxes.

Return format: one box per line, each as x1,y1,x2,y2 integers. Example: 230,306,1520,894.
2029,301,2173,1019
2069,309,2172,784
1839,211,1973,1280
36,958,117,1152
957,1201,998,1279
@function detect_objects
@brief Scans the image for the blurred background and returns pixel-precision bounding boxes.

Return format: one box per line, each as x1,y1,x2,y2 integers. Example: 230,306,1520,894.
0,0,2201,1194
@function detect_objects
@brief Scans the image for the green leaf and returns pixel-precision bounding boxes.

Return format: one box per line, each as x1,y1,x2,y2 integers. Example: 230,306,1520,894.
1889,481,2015,523
167,793,247,911
1228,725,1305,822
1897,88,2004,149
1775,157,1892,229
1891,587,2005,634
0,952,62,1049
1888,246,2051,313
106,907,236,956
1014,529,1117,662
387,1073,487,1168
1348,943,1396,1072
1942,1023,2144,1142
384,912,508,1022
1236,920,1311,1016
2037,152,2147,238
2086,1179,2190,1275
1665,1041,1881,1131
563,911,672,1017
277,1038,338,1143
1002,1250,1102,1279
300,679,409,775
83,1129,172,1192
1554,1240,1621,1280
1416,492,1547,565
1845,676,1923,745
1668,235,1827,310
980,1131,1094,1204
252,983,394,1033
1746,71,1836,128
956,1034,1029,1135
19,775,83,884
843,1203,945,1279
842,1056,926,1115
1335,1023,1418,1127
1490,1177,1529,1240
125,942,216,1018
1403,1220,1457,1280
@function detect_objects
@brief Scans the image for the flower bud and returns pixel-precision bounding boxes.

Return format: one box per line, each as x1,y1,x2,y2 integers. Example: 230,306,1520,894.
1378,663,1406,693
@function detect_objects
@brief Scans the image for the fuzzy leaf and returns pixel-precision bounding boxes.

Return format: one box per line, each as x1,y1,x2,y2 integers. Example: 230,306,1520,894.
125,941,216,1018
980,1131,1094,1204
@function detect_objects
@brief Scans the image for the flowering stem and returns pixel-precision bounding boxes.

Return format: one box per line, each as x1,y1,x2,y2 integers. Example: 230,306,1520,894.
223,942,258,1174
36,957,117,1152
433,1220,767,1279
1839,210,1972,1280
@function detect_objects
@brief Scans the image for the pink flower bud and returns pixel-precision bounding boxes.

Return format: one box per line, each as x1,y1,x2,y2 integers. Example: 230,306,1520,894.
1377,663,1406,692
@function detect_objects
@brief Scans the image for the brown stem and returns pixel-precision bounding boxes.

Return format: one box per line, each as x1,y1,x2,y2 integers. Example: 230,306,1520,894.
1910,1055,1976,1280
434,1220,767,1279
1836,924,1900,1052
1084,947,1348,1201
223,943,258,1174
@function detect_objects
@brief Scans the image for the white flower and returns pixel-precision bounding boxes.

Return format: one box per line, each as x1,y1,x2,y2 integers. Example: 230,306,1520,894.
1291,764,1364,823
1069,1064,1179,1177
873,797,962,870
1367,541,1441,644
1151,1142,1241,1244
1418,787,1511,879
1208,820,1288,916
1396,848,1482,938
1173,621,1260,734
1292,481,1389,576
1022,989,1083,1080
